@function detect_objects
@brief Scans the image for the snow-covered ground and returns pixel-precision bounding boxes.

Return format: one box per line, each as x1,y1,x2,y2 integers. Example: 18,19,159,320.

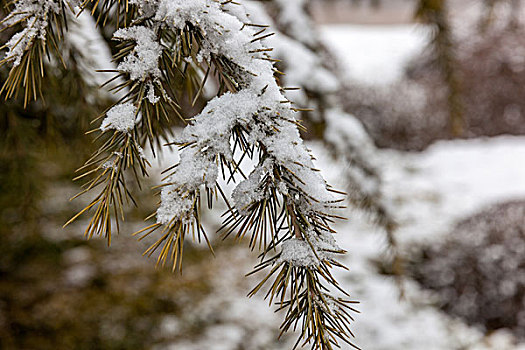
311,136,525,350
320,24,428,85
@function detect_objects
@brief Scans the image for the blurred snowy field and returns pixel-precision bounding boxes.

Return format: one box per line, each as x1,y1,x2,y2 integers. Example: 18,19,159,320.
320,24,428,85
311,136,525,350
307,24,525,349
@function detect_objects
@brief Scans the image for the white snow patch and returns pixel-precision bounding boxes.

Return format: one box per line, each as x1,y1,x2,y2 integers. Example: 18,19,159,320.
320,24,429,85
114,26,162,82
100,103,137,133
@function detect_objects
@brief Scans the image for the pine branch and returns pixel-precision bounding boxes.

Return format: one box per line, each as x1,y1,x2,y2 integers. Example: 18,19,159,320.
2,0,361,347
126,1,358,348
0,0,75,106
251,0,403,285
80,0,135,28
66,23,196,243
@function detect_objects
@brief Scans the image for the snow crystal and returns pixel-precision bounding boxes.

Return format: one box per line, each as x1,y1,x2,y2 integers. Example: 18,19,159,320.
102,160,116,170
178,90,262,153
113,26,162,83
277,181,289,196
100,103,137,133
156,184,197,225
136,145,146,160
232,161,273,215
265,120,337,208
146,82,160,104
278,239,319,267
278,230,342,267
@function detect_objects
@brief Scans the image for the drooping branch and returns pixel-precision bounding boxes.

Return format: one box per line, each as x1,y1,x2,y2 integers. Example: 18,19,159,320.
0,0,78,105
1,1,360,348
127,1,358,348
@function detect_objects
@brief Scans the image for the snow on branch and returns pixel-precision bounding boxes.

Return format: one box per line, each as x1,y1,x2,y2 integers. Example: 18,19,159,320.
128,2,358,347
0,0,81,104
97,26,163,132
1,0,67,66
151,0,338,225
278,229,342,267
100,102,137,133
30,0,358,347
113,26,163,83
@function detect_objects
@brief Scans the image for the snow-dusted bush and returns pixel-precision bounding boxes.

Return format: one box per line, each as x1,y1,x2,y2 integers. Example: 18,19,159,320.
407,23,525,144
410,200,525,339
340,81,434,151
343,0,525,151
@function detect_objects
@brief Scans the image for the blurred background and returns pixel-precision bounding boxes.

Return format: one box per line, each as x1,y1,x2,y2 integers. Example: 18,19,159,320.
3,0,525,349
